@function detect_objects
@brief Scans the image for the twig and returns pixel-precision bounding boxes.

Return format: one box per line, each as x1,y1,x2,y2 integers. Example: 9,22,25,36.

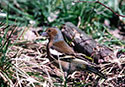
73,0,125,17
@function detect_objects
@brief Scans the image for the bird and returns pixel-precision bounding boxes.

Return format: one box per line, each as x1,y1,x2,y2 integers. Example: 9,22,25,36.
42,27,106,79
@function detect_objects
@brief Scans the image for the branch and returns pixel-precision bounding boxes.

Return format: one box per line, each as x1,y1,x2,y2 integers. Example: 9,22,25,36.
73,0,125,17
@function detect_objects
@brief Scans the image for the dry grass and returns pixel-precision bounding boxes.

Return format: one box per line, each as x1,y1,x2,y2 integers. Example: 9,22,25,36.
2,26,124,87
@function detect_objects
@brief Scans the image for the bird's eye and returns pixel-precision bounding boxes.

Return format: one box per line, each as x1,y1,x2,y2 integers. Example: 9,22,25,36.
48,30,51,32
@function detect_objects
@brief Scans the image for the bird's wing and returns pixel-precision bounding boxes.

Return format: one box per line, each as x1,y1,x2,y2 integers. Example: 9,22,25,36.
49,40,98,67
49,46,75,59
49,46,98,67
75,55,98,67
53,41,75,55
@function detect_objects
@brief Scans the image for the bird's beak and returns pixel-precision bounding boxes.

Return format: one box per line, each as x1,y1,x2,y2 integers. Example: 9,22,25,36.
41,32,48,37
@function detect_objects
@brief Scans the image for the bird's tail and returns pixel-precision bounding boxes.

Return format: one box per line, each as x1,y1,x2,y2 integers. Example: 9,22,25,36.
86,65,107,79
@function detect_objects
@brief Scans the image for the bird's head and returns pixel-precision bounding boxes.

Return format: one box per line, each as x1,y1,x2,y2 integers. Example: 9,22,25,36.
42,27,64,42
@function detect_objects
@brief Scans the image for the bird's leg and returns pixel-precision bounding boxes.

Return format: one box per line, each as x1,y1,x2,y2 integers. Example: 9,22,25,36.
57,55,66,83
63,71,68,86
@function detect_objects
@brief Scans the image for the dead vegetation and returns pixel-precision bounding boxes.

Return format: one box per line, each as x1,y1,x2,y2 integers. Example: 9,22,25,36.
0,22,124,87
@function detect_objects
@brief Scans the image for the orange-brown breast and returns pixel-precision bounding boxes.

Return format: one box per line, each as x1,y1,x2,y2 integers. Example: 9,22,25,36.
53,41,75,55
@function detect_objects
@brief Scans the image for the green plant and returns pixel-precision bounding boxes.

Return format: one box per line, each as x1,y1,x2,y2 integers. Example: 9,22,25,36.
0,22,16,87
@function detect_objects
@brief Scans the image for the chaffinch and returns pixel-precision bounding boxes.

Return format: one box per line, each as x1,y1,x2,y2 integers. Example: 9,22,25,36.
42,27,106,78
